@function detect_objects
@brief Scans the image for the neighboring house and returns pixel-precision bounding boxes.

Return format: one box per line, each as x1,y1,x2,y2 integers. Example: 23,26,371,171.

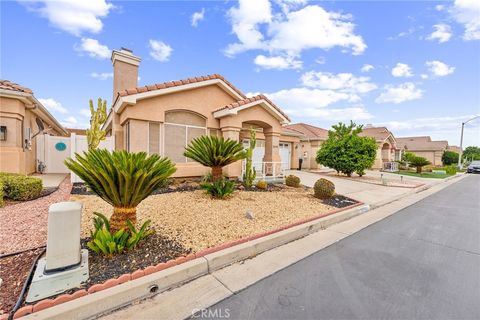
103,48,299,178
0,80,67,174
283,123,329,170
447,145,462,154
66,128,87,136
359,125,402,170
396,136,448,166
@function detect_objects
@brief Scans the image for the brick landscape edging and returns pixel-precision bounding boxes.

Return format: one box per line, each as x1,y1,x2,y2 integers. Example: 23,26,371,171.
14,201,366,319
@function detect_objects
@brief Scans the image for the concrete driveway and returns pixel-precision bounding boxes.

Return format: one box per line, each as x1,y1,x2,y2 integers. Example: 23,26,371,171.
286,170,418,207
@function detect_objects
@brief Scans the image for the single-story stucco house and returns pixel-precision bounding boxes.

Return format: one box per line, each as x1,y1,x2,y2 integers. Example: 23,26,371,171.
102,48,301,178
359,125,403,170
396,136,449,166
283,123,329,170
0,80,68,174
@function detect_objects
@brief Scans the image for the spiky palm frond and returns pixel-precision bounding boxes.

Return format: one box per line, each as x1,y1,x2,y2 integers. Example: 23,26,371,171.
183,135,246,168
65,149,176,207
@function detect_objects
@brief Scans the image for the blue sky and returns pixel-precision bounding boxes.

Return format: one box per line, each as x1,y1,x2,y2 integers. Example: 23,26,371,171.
2,0,479,146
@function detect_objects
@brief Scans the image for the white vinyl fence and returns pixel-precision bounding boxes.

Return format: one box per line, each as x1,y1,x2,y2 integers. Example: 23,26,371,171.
36,133,114,183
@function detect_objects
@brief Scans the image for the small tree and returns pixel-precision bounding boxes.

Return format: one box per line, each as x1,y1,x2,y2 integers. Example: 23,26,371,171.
463,146,480,161
442,151,459,165
402,152,417,163
410,156,431,173
242,128,256,187
316,121,377,177
184,136,246,181
86,98,107,150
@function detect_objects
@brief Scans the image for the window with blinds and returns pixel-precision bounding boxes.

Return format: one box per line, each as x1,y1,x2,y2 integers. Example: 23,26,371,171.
163,111,207,163
148,122,160,155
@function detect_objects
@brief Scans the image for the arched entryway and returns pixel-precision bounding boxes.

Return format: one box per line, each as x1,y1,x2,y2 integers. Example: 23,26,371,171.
381,143,391,163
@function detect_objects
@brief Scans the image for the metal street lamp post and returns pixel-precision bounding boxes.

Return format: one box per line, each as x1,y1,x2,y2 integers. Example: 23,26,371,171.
458,115,480,169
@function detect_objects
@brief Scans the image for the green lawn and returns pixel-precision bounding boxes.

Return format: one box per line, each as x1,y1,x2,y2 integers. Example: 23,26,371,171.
393,170,454,179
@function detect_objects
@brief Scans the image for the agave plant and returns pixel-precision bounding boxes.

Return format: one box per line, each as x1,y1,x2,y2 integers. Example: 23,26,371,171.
65,149,176,232
184,135,246,181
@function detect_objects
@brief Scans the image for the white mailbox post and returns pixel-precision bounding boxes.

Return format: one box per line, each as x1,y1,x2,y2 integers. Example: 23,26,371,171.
27,201,89,303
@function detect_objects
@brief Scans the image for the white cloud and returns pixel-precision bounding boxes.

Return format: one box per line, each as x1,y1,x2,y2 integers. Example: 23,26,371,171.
38,98,68,114
79,109,91,117
26,0,114,36
288,106,373,121
225,1,366,62
76,38,110,59
254,54,302,70
420,74,429,79
426,60,455,77
451,0,480,40
62,116,78,127
391,63,414,78
360,64,374,73
375,82,423,104
315,56,326,64
90,72,113,80
266,87,353,108
301,71,377,94
148,39,173,62
379,114,480,146
191,8,205,27
435,4,445,11
427,24,453,43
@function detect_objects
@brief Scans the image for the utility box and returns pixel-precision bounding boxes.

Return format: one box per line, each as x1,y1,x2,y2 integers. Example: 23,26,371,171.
46,202,82,271
27,201,89,303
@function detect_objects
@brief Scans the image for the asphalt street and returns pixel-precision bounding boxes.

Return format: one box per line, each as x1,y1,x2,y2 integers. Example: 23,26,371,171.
201,175,480,320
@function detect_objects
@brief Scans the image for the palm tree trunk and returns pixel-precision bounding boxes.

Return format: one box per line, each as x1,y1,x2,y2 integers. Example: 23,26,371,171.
110,207,137,232
211,166,223,182
416,166,422,174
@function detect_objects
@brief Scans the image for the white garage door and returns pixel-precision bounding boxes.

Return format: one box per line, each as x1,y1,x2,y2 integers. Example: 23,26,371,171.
279,142,291,170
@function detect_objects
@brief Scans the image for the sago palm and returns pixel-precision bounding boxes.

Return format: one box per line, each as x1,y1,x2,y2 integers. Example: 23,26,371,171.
65,149,176,232
184,135,246,181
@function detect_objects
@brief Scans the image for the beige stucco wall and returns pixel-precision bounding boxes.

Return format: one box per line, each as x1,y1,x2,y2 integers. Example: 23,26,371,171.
116,85,299,177
408,150,443,166
0,96,63,174
296,139,324,170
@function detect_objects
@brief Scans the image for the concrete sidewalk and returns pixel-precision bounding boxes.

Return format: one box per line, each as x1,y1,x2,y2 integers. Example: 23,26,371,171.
31,173,68,188
287,170,458,208
99,174,468,320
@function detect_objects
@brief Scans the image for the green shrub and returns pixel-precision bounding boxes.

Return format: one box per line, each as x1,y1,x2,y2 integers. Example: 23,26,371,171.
0,173,42,201
313,178,335,199
201,178,235,199
285,175,300,187
255,180,268,190
0,180,4,207
442,150,459,165
87,212,154,257
409,156,431,173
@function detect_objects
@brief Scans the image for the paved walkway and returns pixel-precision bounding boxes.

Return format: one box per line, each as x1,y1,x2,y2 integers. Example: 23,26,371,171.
204,174,480,319
31,173,68,188
287,170,414,207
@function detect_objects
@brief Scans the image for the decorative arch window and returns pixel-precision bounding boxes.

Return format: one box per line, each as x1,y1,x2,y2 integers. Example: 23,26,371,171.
163,110,207,163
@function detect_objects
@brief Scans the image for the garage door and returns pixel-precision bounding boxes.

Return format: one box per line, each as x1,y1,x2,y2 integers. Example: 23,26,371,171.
279,142,291,170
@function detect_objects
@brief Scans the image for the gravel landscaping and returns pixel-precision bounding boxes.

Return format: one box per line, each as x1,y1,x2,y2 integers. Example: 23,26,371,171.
0,177,72,255
72,187,339,252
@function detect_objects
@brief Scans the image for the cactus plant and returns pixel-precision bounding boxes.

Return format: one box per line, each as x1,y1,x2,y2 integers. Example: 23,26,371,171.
313,178,335,199
243,128,256,187
255,179,268,190
86,98,108,150
285,175,300,187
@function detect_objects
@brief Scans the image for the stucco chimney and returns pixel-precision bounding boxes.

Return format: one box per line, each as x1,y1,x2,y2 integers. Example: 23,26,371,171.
111,47,141,103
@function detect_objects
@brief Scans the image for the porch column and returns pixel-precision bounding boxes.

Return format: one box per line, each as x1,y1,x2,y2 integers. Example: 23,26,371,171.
221,126,241,178
113,112,124,150
263,129,281,175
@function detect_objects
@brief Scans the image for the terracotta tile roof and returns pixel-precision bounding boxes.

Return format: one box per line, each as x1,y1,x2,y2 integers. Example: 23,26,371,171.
214,94,291,122
66,128,87,136
447,145,462,153
284,123,329,140
116,74,247,100
359,126,393,141
396,136,448,151
0,80,33,94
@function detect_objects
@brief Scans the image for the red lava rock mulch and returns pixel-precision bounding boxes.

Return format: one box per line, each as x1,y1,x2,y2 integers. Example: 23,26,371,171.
0,248,44,316
0,177,72,255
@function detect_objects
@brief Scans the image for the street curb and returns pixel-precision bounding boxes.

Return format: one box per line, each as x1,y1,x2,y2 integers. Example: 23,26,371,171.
19,203,368,320
370,173,465,209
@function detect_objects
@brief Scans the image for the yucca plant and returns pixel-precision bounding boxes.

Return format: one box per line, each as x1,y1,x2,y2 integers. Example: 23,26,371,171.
65,149,176,232
184,135,246,181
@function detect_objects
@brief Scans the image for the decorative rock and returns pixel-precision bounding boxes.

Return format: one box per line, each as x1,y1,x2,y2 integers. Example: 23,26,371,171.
245,210,255,220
